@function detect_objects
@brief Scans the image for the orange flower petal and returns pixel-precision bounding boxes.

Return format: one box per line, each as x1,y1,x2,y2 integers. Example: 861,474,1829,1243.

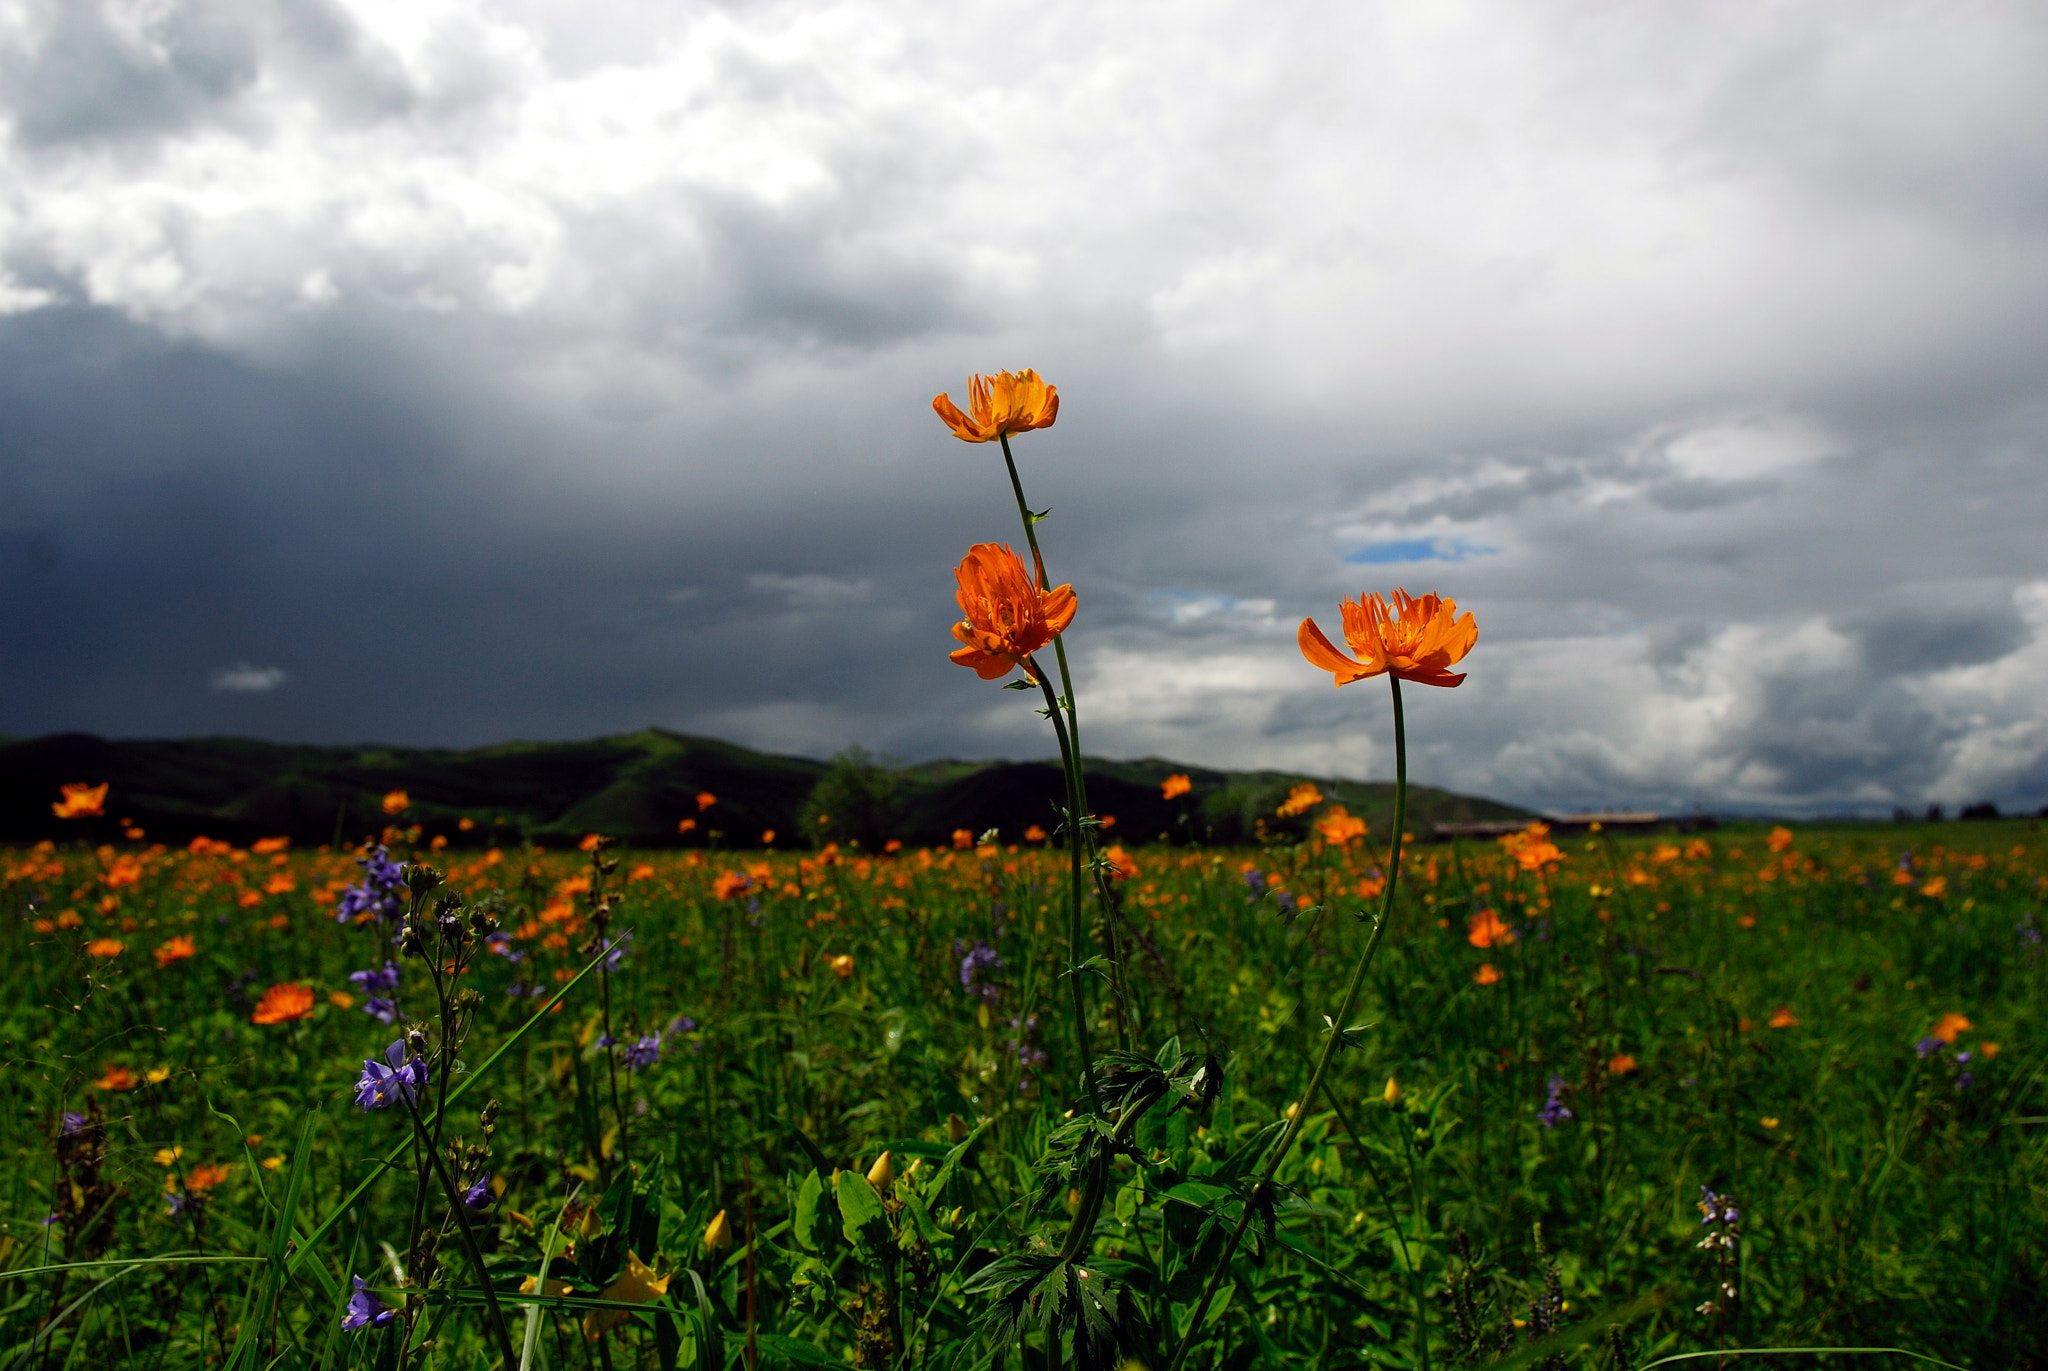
1298,617,1378,685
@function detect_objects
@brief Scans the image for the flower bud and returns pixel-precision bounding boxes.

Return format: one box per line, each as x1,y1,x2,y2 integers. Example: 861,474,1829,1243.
703,1209,730,1253
946,1114,969,1143
406,864,445,896
866,1151,894,1190
1382,1077,1403,1106
406,1029,427,1059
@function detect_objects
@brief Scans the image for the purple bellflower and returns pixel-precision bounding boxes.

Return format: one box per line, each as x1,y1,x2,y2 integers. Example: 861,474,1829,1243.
336,847,407,925
623,1032,661,1071
1538,1074,1573,1129
462,1172,493,1210
342,1277,397,1331
353,1041,429,1112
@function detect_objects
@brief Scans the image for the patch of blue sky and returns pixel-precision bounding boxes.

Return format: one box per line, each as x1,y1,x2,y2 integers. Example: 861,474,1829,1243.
1345,537,1500,565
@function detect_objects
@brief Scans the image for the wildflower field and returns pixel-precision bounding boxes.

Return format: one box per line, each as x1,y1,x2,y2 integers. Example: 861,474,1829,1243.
3,814,2042,1369
6,371,2042,1371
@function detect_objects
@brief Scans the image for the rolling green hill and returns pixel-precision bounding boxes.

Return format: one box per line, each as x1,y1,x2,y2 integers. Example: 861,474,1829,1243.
0,728,1533,849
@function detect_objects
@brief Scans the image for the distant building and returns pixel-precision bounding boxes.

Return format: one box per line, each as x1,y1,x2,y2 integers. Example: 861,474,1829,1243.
1431,811,1717,842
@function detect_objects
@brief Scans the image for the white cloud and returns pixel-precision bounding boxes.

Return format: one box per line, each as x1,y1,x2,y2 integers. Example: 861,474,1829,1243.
748,572,872,609
211,661,288,692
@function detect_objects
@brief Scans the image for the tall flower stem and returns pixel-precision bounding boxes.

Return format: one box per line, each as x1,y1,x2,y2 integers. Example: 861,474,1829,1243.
1032,664,1098,1106
1168,675,1412,1371
400,1096,518,1369
998,434,1133,1050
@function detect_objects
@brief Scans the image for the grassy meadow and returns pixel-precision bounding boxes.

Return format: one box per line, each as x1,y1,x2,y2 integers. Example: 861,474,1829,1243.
2,814,2042,1368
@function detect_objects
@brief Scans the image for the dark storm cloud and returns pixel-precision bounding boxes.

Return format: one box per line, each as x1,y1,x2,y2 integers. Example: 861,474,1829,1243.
2,0,2047,817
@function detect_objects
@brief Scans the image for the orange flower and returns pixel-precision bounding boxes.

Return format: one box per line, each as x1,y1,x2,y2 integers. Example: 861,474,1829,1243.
1316,806,1367,845
952,828,975,849
828,954,855,979
96,1066,137,1091
1980,1041,2001,1059
1299,588,1477,689
329,990,356,1009
1607,1053,1638,1076
186,1163,232,1191
381,789,410,815
1161,773,1193,801
1276,783,1324,818
1467,909,1514,949
931,369,1060,443
86,937,125,958
53,782,109,819
1024,825,1047,843
1474,963,1502,986
1499,822,1562,871
949,543,1077,681
697,792,716,810
1930,1012,1971,1044
761,829,776,846
1767,826,1794,853
579,833,603,852
678,818,697,833
711,871,750,900
1919,876,1947,898
1102,845,1139,880
155,935,197,967
251,836,291,855
1768,1006,1799,1029
250,983,315,1025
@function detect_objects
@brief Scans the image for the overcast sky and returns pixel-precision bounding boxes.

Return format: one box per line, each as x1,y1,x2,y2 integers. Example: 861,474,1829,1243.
3,0,2046,816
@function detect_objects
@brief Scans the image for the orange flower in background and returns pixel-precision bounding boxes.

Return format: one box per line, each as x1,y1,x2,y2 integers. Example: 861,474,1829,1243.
252,836,290,855
1920,876,1948,899
1767,826,1794,853
1500,822,1563,871
932,369,1060,443
1467,909,1514,949
86,937,125,958
1161,773,1192,801
381,789,410,815
952,828,974,849
1299,588,1477,688
1316,806,1367,845
678,818,697,834
1768,1006,1799,1028
53,783,108,819
96,1066,138,1091
1103,845,1139,880
697,792,716,810
1276,783,1324,818
827,954,855,979
1607,1054,1639,1076
329,990,355,1009
1024,825,1047,842
579,833,604,852
155,935,196,967
250,983,315,1025
186,1163,232,1191
949,543,1077,681
711,872,750,900
761,829,776,845
1474,963,1502,986
1930,1012,1971,1044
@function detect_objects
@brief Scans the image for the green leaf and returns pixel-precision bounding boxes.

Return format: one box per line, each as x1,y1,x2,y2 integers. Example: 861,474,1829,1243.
834,1170,891,1257
793,1170,838,1254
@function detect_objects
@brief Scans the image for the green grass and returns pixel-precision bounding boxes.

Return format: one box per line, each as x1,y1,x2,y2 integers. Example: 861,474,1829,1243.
2,818,2041,1367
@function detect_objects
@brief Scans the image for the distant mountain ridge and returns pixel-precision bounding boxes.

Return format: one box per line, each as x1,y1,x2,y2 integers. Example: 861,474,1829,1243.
0,728,1534,848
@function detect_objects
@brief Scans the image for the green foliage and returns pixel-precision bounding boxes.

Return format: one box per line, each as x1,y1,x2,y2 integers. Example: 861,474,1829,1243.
0,820,2043,1366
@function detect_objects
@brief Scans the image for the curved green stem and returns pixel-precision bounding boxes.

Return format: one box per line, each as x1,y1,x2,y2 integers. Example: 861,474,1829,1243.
1034,662,1098,1106
999,433,1133,1048
1168,675,1409,1371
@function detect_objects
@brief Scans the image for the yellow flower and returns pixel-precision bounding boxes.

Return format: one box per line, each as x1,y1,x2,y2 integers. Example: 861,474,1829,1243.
1299,589,1477,688
703,1209,731,1253
520,1275,573,1297
582,1250,672,1339
867,1151,895,1189
1382,1077,1402,1105
931,369,1060,443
